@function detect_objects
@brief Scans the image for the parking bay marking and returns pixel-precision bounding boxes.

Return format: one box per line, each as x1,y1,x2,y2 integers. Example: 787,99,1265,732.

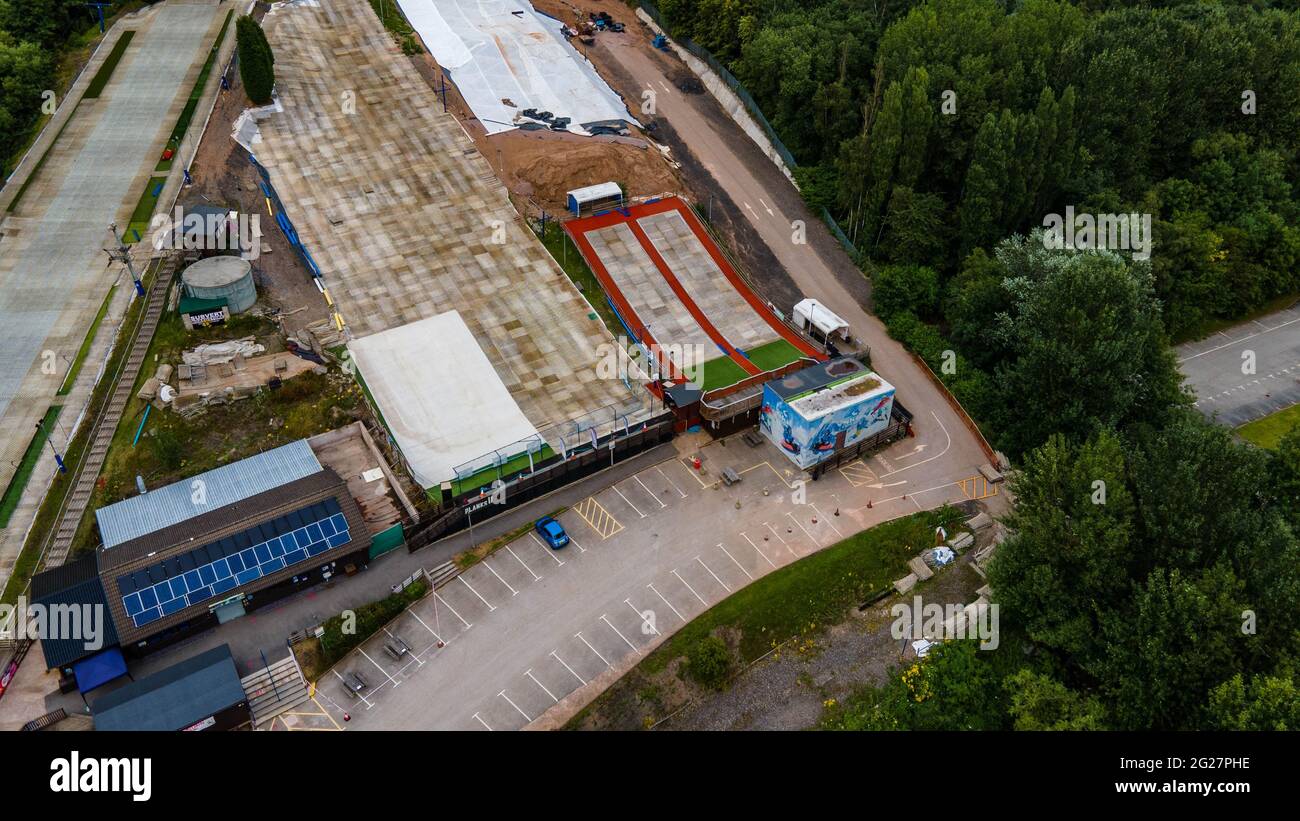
551,650,586,685
504,544,541,580
358,648,399,687
525,669,558,703
601,614,640,653
473,712,493,731
657,466,687,498
407,609,444,644
434,590,472,629
480,559,519,596
717,543,754,581
499,690,532,722
459,575,496,611
574,496,623,539
740,532,777,569
626,598,661,635
331,669,373,708
647,582,684,622
613,484,647,518
529,532,566,565
696,556,731,592
635,475,667,509
671,569,708,605
576,631,611,667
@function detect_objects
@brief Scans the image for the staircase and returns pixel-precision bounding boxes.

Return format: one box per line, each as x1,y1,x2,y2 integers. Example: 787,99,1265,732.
241,653,310,728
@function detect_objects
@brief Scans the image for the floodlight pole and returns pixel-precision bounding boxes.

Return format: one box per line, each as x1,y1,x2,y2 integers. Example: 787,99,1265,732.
106,222,146,297
36,419,67,474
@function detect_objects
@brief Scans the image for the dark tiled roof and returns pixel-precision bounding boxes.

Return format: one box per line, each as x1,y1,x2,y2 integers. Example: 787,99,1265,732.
765,357,871,401
30,554,121,670
91,644,246,731
99,468,370,645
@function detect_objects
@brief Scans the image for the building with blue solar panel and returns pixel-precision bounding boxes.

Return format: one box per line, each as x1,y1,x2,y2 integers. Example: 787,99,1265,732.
30,440,372,678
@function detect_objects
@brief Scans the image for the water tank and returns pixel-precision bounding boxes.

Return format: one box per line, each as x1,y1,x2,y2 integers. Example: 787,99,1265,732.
180,256,256,314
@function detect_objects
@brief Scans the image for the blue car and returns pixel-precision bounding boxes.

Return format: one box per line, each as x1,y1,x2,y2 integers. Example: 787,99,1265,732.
535,516,569,549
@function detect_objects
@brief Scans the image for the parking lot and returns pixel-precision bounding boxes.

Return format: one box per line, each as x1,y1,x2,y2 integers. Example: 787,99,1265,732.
1177,304,1300,426
305,411,992,730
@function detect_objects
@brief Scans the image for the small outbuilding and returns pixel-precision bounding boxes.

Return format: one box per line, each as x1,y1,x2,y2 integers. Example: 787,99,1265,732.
792,298,850,345
566,182,624,217
91,644,250,731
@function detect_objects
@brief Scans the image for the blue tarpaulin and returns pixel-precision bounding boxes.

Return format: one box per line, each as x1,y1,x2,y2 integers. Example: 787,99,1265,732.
73,648,128,694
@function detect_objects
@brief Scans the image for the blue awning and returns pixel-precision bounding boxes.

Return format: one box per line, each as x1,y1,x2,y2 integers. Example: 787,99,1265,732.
73,648,128,694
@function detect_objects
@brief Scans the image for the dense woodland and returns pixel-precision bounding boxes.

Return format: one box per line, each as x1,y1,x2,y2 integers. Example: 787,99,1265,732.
653,0,1300,729
0,1,126,174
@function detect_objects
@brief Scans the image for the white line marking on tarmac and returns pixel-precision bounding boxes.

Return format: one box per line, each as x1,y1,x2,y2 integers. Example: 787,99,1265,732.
408,609,443,642
810,504,843,538
601,614,640,653
786,511,820,546
434,591,471,628
505,544,541,580
672,568,707,605
696,556,731,592
613,485,646,518
576,631,611,667
473,712,493,731
332,670,373,708
459,575,496,610
552,650,586,685
499,690,532,722
525,669,558,703
529,532,565,565
359,648,398,686
647,582,684,621
741,532,777,569
567,534,587,553
658,466,687,498
481,559,518,596
763,521,790,546
717,543,754,580
384,627,423,666
1179,316,1300,362
626,598,660,635
636,475,667,508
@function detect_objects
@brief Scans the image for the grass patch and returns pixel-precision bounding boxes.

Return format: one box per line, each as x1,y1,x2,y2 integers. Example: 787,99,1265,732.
743,338,804,372
316,579,429,673
367,0,422,54
568,506,967,729
1238,404,1300,449
124,175,167,243
697,353,750,391
0,406,64,530
83,29,135,99
57,284,119,396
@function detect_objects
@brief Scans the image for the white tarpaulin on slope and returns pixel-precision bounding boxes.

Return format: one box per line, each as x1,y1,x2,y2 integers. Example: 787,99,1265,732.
348,311,540,489
396,0,636,135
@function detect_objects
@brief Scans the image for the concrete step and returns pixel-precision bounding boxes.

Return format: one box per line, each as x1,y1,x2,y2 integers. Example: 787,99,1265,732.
242,655,310,727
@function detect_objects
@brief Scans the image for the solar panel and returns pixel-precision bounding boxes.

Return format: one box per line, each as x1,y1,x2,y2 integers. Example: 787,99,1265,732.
117,500,351,629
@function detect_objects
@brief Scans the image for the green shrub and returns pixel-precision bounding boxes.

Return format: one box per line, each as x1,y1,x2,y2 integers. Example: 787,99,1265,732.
320,579,428,665
686,635,731,689
872,263,940,321
236,16,274,105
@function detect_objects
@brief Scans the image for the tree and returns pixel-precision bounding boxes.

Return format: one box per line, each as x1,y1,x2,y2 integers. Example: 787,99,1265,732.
1270,424,1300,535
686,636,731,689
1209,668,1300,731
236,15,274,105
1004,669,1105,731
871,262,939,321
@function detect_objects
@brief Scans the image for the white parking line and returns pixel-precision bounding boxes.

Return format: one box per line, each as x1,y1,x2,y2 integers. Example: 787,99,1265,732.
359,648,398,687
525,669,558,703
601,614,640,653
672,569,707,605
529,532,566,565
576,631,611,667
567,534,587,553
810,503,843,538
407,610,441,640
551,650,586,685
332,669,373,708
657,466,687,498
626,598,660,635
741,532,777,569
636,475,667,508
481,559,519,596
786,511,820,547
613,485,646,518
717,543,754,580
505,544,541,581
499,690,532,722
384,627,424,666
647,582,684,621
696,556,731,592
763,521,790,546
473,712,493,731
434,590,471,628
459,575,496,611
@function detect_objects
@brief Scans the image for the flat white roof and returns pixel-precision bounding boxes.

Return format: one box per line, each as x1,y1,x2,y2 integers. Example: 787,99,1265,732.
397,0,635,136
788,370,894,421
348,311,540,488
568,182,623,203
793,298,849,335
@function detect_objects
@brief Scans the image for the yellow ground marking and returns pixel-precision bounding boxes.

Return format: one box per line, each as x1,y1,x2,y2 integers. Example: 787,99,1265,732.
737,460,800,490
279,696,345,731
958,475,1000,500
838,459,877,487
574,496,623,539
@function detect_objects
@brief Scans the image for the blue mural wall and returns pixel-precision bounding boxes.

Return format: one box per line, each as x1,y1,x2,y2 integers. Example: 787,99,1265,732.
759,381,895,469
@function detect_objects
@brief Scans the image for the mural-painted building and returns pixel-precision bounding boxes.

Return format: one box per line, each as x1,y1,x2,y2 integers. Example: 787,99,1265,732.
759,358,895,469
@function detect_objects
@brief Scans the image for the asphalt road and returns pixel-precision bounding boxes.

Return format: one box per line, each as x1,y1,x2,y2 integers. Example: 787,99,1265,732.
1176,304,1300,426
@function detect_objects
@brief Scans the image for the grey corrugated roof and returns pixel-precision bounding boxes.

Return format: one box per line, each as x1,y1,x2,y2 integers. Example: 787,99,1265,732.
95,440,322,550
92,644,246,731
30,553,121,670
